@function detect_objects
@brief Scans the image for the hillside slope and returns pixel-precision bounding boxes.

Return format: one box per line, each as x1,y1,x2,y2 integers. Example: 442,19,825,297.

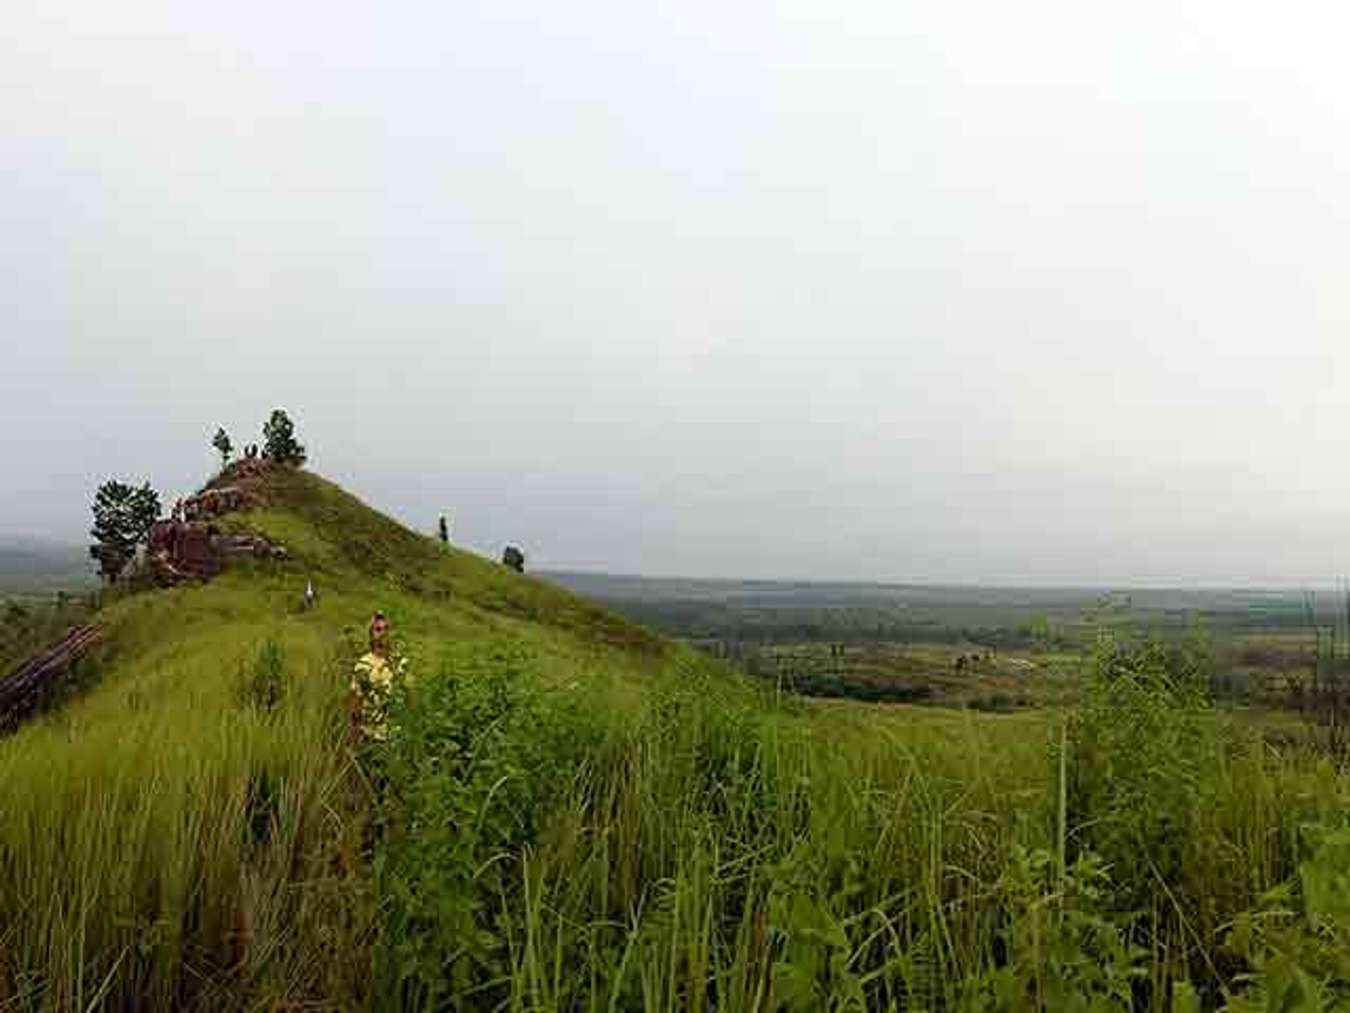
3,467,1344,1011
0,467,710,1007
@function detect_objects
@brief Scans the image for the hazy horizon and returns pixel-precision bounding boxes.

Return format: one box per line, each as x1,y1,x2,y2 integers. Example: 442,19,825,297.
7,530,1350,594
6,2,1350,585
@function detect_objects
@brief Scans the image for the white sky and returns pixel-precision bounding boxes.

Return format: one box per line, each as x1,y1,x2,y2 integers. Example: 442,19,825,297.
4,1,1350,583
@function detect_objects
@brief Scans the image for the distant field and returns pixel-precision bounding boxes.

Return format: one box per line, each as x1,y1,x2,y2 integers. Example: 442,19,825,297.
543,571,1330,709
0,538,96,596
544,572,1324,637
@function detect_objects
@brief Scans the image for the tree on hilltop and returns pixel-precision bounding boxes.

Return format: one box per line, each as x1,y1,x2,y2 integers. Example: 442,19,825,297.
502,545,525,573
89,480,161,582
262,409,306,466
212,427,233,469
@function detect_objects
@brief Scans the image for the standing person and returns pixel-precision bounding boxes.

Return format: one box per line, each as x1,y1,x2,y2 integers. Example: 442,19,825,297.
350,611,400,742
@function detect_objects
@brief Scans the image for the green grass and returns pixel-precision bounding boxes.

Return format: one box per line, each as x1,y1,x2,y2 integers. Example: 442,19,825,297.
2,468,1349,1009
372,658,1350,1010
0,470,670,1008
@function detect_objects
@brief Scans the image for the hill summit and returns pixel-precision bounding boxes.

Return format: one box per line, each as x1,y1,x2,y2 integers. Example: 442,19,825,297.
132,462,664,656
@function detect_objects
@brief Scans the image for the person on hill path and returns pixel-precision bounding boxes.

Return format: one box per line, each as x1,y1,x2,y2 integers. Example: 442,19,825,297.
350,611,412,744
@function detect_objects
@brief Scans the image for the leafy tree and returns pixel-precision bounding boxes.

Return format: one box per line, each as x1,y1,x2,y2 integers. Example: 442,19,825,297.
262,409,306,466
438,515,450,544
89,480,161,582
212,427,233,468
502,546,525,573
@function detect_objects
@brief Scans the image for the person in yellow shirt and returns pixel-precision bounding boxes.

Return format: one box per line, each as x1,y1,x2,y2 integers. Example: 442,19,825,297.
350,611,404,742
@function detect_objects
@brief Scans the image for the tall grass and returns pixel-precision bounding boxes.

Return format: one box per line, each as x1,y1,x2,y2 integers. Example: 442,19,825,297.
374,636,1350,1011
0,600,369,1009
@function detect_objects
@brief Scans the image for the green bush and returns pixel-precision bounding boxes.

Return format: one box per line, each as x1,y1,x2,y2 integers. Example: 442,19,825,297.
371,642,607,1005
237,639,286,712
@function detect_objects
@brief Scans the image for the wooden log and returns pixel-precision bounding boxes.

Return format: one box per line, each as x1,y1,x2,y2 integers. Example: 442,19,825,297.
0,624,102,731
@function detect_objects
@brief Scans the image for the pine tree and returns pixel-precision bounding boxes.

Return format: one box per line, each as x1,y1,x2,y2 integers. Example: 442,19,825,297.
89,480,161,582
261,409,307,466
212,427,233,469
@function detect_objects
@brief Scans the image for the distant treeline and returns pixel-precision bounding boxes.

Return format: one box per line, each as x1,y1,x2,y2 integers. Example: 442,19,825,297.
704,640,1035,710
777,672,936,705
592,600,1080,650
589,593,1340,651
710,639,936,705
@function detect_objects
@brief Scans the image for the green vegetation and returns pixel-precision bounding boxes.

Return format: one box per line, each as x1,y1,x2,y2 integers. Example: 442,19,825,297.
3,468,1350,1008
212,426,233,468
261,408,306,466
709,640,1073,710
374,622,1350,1010
88,479,160,582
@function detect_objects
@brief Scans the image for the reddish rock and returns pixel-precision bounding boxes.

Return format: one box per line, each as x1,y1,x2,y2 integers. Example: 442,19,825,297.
182,485,250,522
145,463,285,584
146,521,284,584
227,458,273,481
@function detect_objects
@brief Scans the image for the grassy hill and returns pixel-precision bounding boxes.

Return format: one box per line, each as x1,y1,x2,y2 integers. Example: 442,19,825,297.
0,468,678,1007
2,468,1348,1010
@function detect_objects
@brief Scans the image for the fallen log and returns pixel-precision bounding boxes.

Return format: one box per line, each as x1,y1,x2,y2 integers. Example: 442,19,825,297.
0,624,102,732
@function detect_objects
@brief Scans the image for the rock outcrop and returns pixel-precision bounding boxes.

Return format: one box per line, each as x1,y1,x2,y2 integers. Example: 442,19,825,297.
148,466,287,584
146,521,286,583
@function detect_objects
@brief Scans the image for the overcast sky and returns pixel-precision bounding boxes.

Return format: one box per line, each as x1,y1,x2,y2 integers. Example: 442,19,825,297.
4,1,1350,584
